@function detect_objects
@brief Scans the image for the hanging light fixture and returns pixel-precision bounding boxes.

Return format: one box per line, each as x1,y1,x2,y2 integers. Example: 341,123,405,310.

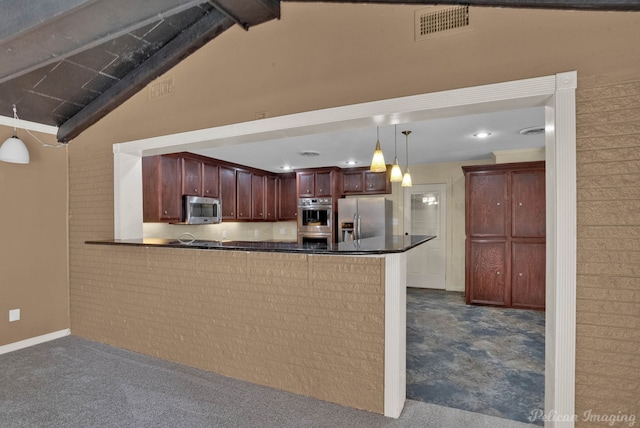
369,126,386,172
0,105,30,164
401,130,412,187
389,124,403,182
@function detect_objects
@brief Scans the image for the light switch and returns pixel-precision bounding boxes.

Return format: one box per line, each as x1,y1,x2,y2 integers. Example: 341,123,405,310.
9,309,20,322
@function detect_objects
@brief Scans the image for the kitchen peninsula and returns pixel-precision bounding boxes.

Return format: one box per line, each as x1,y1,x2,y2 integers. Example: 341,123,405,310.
81,235,434,418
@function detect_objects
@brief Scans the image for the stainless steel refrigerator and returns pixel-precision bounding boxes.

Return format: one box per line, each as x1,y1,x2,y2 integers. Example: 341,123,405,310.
337,197,392,242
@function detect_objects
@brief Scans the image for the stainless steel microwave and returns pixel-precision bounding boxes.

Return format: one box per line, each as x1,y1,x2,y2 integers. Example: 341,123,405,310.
182,196,221,224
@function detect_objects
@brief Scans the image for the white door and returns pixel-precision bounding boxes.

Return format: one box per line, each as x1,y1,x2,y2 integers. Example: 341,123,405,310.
404,183,447,289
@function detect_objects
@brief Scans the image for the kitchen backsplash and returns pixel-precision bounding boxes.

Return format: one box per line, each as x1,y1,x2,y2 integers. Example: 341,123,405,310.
143,221,298,242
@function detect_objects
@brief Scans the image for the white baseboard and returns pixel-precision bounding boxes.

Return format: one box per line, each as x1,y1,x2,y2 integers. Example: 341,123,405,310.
0,329,71,356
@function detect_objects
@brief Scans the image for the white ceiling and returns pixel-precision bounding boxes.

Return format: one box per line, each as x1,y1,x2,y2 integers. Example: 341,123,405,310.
191,106,545,173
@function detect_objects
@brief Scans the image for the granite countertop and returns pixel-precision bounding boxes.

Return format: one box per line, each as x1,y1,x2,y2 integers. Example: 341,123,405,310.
85,235,435,255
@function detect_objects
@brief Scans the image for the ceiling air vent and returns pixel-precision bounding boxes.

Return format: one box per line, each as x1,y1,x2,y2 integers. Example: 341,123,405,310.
299,151,320,157
415,5,470,41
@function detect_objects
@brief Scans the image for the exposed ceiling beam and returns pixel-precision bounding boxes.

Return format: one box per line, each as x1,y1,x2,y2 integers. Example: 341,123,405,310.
0,0,209,84
286,0,640,11
57,10,235,143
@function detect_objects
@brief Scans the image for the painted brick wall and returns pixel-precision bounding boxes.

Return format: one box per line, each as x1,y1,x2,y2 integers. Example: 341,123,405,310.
70,242,385,413
575,70,640,426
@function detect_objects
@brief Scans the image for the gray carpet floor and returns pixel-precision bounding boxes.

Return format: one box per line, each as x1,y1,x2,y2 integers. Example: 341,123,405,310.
406,288,545,426
0,336,540,428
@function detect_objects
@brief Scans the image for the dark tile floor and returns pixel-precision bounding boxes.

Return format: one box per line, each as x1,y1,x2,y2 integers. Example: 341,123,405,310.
406,288,545,425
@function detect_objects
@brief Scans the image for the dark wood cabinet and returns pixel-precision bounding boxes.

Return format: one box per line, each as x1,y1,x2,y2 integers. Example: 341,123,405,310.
219,165,237,219
265,175,277,221
463,161,545,310
341,168,391,195
297,172,315,197
296,168,338,198
202,162,219,198
314,171,332,196
142,155,182,222
278,173,298,220
181,157,202,196
236,170,252,220
251,173,266,220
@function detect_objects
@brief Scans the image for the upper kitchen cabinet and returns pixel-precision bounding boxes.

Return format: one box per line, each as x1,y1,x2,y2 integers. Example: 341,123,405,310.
142,155,182,222
278,173,298,220
236,170,253,220
264,175,277,221
463,161,546,310
341,167,391,195
181,155,219,198
297,168,338,198
219,165,237,220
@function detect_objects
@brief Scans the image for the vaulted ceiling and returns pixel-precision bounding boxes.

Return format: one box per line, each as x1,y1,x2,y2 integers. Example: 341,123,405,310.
1,0,637,143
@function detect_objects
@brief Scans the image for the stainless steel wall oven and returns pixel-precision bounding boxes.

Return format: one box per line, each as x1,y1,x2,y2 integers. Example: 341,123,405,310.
297,197,332,245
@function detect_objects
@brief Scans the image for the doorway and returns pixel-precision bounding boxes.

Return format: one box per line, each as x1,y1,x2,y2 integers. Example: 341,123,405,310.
114,72,577,419
404,183,447,290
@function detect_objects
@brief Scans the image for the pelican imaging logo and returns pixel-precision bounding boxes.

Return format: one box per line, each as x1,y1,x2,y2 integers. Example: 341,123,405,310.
529,409,636,426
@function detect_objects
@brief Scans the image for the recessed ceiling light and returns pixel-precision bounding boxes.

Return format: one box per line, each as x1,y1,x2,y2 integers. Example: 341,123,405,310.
345,160,358,166
280,165,292,170
473,131,492,139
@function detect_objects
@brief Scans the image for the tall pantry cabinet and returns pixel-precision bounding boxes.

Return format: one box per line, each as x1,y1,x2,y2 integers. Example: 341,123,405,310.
462,161,545,310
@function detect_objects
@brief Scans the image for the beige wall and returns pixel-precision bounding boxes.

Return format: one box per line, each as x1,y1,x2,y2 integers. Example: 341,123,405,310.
0,126,68,345
71,247,386,413
4,2,637,423
574,71,640,423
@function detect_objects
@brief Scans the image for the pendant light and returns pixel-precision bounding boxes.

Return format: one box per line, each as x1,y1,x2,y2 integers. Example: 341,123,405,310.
369,126,386,172
389,125,403,182
401,130,412,187
0,105,30,164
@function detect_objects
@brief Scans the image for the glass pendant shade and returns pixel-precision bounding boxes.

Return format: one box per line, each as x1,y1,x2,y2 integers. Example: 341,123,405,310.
402,167,412,187
369,127,386,172
390,157,403,182
389,125,402,182
0,136,30,164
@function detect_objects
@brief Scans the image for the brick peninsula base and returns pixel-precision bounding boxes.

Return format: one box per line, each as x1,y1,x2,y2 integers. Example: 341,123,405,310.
72,244,412,416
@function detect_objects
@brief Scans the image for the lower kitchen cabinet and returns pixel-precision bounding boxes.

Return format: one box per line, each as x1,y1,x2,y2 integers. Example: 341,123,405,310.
466,240,508,306
511,241,546,309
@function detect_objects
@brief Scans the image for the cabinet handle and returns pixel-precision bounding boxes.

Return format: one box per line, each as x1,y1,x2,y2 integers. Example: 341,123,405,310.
519,202,523,206
496,202,501,206
519,273,523,276
194,188,198,193
496,271,501,275
164,210,168,214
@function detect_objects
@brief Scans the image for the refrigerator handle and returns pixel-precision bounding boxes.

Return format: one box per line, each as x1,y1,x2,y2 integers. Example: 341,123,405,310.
357,214,362,240
353,213,358,240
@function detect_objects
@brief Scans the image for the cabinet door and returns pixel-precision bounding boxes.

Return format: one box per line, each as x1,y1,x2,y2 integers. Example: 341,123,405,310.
466,172,508,237
236,170,252,219
182,158,202,196
466,240,508,306
143,155,181,222
511,242,545,309
202,162,219,198
252,174,266,220
511,170,545,238
315,171,332,196
279,174,298,220
297,172,314,197
364,170,390,194
219,166,236,219
265,175,277,221
342,171,364,194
